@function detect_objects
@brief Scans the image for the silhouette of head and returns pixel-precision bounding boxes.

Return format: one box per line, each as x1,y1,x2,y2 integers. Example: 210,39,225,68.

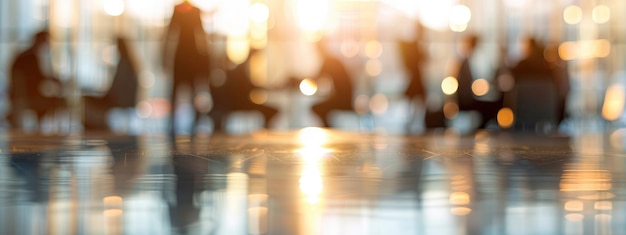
522,37,543,59
32,31,49,49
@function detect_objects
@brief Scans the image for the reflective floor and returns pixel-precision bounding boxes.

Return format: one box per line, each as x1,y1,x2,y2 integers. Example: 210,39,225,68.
1,128,626,235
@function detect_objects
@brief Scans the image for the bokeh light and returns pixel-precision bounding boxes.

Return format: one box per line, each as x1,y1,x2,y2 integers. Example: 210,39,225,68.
249,89,268,105
249,2,270,23
471,78,489,96
441,76,459,95
449,4,471,32
365,59,382,76
592,4,610,24
418,0,456,31
103,0,125,16
369,94,389,115
364,40,383,59
354,95,370,114
602,84,625,121
559,39,611,60
295,0,329,32
497,108,514,128
299,78,318,96
194,91,213,113
227,35,250,64
340,39,360,58
563,5,583,25
443,102,459,119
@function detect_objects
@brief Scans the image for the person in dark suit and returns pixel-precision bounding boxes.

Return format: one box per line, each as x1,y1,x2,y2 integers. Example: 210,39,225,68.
456,34,479,112
208,49,278,132
84,36,140,130
311,37,354,127
163,0,211,135
509,37,563,130
510,38,556,83
7,31,65,131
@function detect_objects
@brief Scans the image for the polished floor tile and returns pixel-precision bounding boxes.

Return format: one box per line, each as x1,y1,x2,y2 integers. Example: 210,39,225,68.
1,129,625,235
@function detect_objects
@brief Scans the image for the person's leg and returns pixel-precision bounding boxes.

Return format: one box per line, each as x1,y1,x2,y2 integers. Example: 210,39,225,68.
169,82,180,136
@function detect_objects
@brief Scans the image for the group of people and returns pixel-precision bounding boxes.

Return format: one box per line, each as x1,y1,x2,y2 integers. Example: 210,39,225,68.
443,34,570,132
5,1,571,135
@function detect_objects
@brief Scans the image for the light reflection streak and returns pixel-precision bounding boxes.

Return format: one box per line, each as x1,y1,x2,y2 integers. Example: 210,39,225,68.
296,129,330,235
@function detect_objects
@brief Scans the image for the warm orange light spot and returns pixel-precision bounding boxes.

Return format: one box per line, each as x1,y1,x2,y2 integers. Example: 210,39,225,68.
450,207,472,216
471,78,489,96
497,107,514,128
227,35,250,65
443,102,459,119
449,192,470,205
249,89,268,104
364,40,383,59
365,59,382,76
602,84,624,121
565,200,584,212
595,201,612,211
369,94,389,115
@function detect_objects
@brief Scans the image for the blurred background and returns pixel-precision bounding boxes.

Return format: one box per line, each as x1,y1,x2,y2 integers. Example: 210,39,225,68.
1,0,625,135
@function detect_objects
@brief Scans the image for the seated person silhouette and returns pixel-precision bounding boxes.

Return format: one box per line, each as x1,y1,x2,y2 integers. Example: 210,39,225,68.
7,31,66,131
83,37,139,130
509,37,561,131
454,34,501,129
208,49,278,132
311,37,354,127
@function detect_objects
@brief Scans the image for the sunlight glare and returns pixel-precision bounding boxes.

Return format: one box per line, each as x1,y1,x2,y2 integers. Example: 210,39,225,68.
103,0,125,16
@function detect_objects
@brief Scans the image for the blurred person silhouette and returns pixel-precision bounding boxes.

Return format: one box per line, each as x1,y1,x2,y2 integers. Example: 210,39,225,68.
208,49,278,132
545,42,570,125
398,23,428,133
311,37,354,127
6,31,65,131
509,37,561,131
83,36,139,130
454,34,501,129
163,0,212,135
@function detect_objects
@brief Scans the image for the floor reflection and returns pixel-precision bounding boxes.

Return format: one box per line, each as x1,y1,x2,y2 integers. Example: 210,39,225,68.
0,130,625,234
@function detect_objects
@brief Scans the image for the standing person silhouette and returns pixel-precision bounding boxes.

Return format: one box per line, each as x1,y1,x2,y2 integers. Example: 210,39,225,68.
7,31,65,131
399,23,428,133
163,0,211,135
311,37,354,127
456,34,479,112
